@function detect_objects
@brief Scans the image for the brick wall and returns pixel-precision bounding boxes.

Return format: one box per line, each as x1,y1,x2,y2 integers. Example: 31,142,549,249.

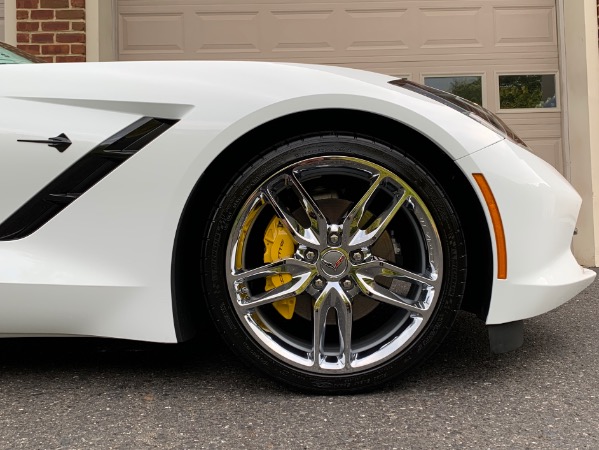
16,0,86,63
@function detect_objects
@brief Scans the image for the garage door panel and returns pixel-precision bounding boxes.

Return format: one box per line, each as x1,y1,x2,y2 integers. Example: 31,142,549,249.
195,10,261,55
500,114,562,126
343,7,408,52
120,2,415,60
494,6,557,47
268,8,337,54
119,1,559,61
311,52,560,65
119,13,186,55
418,7,487,50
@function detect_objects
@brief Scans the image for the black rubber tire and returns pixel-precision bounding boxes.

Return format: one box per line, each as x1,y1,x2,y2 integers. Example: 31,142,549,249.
200,134,466,393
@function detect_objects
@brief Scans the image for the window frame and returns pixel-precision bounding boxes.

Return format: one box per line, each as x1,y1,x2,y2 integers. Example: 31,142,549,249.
495,70,560,113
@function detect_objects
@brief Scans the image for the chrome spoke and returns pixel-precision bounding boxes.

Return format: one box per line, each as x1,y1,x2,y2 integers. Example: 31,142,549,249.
238,275,313,309
343,175,409,250
353,260,439,317
233,259,316,309
313,284,353,371
233,258,314,282
356,259,440,289
336,288,353,370
263,173,328,248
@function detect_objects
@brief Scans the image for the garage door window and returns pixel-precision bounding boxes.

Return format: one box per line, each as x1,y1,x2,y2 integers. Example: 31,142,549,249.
423,76,483,106
498,74,557,110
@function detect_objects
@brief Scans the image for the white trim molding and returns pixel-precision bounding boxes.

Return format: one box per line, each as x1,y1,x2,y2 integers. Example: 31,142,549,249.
86,0,116,62
5,0,15,45
561,0,599,265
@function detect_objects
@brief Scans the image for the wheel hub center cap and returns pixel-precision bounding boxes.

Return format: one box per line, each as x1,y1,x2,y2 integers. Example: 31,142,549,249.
319,249,349,279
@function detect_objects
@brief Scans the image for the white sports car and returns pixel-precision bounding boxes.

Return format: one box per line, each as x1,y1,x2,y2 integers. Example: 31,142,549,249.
0,42,594,392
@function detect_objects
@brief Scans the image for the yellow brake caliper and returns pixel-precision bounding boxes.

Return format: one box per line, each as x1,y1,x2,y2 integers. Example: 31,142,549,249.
263,216,297,319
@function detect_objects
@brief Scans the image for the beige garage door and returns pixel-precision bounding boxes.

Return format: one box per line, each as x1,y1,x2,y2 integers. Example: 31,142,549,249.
117,0,563,172
0,0,5,42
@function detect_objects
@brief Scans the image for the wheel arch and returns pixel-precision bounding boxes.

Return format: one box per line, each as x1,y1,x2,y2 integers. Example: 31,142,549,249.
171,108,493,341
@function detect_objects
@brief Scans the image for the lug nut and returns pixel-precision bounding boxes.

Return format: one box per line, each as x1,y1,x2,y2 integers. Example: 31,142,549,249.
329,233,340,244
313,278,325,289
351,252,363,262
240,286,249,294
305,250,316,262
342,279,353,290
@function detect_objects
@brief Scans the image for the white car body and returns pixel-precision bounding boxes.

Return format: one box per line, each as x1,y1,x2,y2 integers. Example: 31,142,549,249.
0,60,594,344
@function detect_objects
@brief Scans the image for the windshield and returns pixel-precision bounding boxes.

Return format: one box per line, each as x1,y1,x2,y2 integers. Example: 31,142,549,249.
0,42,45,64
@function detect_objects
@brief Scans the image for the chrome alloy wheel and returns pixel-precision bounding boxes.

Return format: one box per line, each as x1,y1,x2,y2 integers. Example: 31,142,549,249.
225,156,443,374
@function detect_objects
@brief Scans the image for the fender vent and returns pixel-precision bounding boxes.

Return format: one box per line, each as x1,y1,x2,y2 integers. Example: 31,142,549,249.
0,117,178,241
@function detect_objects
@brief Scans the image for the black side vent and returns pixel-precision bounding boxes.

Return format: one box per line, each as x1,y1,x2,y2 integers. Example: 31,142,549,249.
0,117,178,241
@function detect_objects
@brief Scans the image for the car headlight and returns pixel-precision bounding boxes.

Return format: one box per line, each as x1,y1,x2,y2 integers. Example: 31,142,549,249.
389,79,529,150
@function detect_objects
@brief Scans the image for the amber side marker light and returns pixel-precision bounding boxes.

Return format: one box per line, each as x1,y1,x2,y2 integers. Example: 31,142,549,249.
473,173,507,279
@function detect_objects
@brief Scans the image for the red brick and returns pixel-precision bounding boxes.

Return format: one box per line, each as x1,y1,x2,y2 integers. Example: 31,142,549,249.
41,44,70,55
56,55,86,63
17,33,31,43
71,22,86,32
56,33,85,43
40,0,69,7
17,22,40,32
56,10,85,20
16,0,39,8
17,44,41,55
31,10,55,20
70,44,86,55
42,21,70,31
71,0,85,7
16,10,30,20
32,33,55,43
39,56,55,63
